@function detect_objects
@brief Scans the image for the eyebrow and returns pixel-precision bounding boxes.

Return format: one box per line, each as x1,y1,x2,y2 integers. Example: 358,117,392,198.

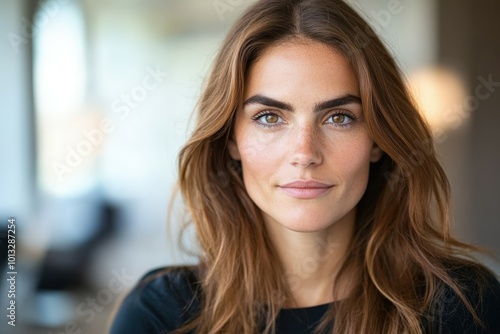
242,94,362,112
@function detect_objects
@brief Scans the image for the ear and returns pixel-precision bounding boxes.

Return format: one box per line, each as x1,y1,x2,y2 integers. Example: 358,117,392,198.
370,143,383,162
227,138,241,160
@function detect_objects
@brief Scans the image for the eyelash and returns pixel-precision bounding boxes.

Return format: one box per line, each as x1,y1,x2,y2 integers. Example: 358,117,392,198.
251,110,357,128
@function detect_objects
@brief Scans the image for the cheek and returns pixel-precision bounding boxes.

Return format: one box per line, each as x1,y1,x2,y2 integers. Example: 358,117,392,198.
237,132,284,179
333,135,374,191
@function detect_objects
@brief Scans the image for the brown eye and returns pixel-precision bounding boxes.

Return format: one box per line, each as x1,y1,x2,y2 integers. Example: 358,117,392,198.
265,114,279,124
253,112,283,127
332,114,347,124
326,113,354,126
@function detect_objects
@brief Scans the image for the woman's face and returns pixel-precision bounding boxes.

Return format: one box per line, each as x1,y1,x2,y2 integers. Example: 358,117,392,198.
228,40,382,232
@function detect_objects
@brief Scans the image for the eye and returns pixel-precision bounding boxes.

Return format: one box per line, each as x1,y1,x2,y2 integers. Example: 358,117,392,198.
325,112,356,126
262,114,280,124
331,114,349,124
253,111,283,127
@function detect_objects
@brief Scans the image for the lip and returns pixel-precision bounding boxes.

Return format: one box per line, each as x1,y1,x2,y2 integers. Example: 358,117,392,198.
279,180,333,199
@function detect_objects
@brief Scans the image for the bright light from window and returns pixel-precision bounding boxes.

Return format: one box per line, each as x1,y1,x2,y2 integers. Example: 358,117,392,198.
407,67,467,134
34,1,86,116
34,1,96,196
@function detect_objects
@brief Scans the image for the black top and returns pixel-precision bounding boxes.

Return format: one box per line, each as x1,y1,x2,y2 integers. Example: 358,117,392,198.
110,265,500,334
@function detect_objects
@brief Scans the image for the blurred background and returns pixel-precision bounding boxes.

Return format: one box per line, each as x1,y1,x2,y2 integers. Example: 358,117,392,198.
0,0,499,333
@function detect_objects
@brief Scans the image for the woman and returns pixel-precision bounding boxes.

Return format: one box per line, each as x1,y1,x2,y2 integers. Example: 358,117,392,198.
110,0,500,333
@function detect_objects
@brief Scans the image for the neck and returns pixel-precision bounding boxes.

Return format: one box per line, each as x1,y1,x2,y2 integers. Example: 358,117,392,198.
264,209,355,308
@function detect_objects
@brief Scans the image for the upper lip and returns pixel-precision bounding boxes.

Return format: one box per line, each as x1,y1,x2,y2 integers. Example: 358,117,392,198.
280,180,333,188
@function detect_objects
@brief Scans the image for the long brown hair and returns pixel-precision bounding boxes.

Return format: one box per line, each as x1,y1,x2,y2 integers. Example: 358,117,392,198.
176,0,490,333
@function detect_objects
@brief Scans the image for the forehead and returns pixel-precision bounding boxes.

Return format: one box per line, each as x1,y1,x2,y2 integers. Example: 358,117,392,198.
244,40,359,100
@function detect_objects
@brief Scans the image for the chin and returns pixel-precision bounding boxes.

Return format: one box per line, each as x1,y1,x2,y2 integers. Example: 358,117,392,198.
272,214,339,233
262,205,356,234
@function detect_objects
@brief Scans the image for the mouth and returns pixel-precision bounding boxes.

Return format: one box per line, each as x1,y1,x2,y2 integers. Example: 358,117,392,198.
278,180,334,199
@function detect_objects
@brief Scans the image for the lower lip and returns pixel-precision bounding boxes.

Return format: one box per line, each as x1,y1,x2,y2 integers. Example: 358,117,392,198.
279,186,332,199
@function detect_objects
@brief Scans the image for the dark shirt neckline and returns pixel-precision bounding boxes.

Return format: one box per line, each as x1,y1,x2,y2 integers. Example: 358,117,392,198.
281,301,334,311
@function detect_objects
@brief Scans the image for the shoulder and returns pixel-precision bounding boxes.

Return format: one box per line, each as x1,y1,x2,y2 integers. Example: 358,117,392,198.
430,263,500,334
109,265,201,334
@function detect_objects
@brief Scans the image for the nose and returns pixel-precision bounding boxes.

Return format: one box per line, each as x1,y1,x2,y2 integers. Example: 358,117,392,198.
288,125,323,168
